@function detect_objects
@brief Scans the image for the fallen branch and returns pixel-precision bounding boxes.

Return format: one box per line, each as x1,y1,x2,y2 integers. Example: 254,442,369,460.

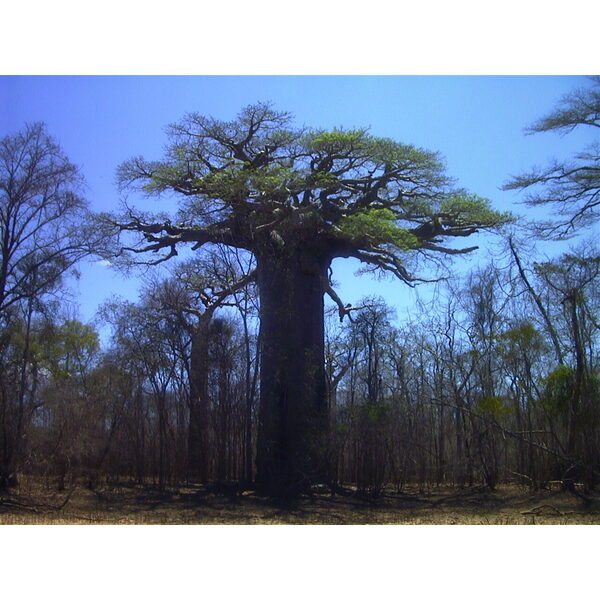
0,486,76,514
521,505,563,516
0,498,42,514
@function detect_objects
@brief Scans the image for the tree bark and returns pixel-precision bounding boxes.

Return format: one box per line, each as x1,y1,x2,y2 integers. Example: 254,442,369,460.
508,237,564,364
188,317,211,482
255,248,331,496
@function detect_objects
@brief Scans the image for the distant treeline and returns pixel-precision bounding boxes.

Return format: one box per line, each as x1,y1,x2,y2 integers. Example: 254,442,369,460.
1,244,598,494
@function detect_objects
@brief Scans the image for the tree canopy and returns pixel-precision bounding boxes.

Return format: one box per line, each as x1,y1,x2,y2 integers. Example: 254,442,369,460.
114,103,507,280
0,123,93,321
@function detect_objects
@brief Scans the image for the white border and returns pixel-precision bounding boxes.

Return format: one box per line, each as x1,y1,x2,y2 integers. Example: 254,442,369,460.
2,0,599,74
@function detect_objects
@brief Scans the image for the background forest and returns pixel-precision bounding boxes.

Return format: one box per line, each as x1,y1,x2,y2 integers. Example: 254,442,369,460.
1,77,599,502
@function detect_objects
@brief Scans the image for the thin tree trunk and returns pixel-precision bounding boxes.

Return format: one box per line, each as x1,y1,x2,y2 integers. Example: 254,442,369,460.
508,237,564,364
188,316,212,482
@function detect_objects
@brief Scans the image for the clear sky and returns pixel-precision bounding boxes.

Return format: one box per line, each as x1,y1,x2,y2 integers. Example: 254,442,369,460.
1,76,597,337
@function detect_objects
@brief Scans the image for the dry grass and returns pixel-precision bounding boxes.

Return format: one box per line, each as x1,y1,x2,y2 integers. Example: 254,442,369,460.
1,477,599,525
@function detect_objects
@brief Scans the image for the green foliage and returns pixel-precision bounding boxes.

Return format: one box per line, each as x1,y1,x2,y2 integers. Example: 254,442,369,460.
0,318,99,380
440,194,512,227
498,322,547,359
248,165,304,198
305,170,339,188
337,208,420,249
36,320,100,379
541,365,574,416
333,422,350,436
362,401,390,423
541,365,600,417
118,103,512,284
306,129,369,155
368,136,440,167
144,159,316,203
475,395,510,419
342,401,390,425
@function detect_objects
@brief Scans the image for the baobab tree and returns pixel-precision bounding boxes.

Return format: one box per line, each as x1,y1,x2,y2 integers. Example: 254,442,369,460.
111,103,507,496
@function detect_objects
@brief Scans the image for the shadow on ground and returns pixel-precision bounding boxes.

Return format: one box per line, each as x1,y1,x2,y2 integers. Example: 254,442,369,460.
1,479,599,524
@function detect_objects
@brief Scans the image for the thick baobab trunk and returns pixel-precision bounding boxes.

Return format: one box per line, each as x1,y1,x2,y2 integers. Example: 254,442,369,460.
255,249,330,496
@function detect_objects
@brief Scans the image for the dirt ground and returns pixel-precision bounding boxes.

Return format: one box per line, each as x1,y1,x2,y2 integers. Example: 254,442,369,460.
1,478,599,524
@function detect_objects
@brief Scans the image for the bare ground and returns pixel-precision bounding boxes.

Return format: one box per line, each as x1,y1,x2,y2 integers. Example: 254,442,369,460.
1,478,599,524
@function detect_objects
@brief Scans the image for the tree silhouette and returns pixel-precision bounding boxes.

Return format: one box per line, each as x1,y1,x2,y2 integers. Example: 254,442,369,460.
504,77,600,239
0,123,94,489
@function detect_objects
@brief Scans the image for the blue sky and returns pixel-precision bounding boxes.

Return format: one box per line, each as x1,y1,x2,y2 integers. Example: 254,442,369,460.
1,75,598,337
